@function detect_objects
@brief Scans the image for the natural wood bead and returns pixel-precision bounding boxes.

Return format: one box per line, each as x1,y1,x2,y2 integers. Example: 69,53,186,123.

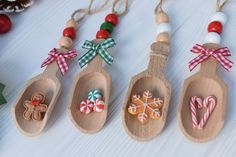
156,32,170,44
66,19,77,30
155,11,169,24
59,36,73,49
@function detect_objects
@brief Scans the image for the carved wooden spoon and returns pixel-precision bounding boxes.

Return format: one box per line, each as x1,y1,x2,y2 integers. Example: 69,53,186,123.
178,43,227,142
13,52,63,136
68,39,111,134
122,42,171,141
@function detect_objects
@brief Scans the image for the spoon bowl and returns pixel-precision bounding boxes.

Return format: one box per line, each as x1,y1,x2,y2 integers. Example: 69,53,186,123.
13,62,61,137
13,71,61,136
178,74,226,142
69,70,110,134
123,72,171,141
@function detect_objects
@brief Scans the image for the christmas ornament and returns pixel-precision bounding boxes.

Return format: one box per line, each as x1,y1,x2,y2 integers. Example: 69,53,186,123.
122,0,171,141
13,0,108,136
69,0,129,134
0,14,11,33
178,0,232,142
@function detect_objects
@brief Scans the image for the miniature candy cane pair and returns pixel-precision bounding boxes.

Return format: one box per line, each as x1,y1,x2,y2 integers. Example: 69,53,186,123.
190,96,217,129
80,89,105,114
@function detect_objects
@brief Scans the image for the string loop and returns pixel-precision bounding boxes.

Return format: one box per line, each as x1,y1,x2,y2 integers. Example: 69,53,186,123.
155,0,164,14
112,0,129,17
71,0,110,23
216,0,229,11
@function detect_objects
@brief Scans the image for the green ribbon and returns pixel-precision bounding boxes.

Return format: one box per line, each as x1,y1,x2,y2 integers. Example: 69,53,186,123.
0,83,7,105
78,38,116,68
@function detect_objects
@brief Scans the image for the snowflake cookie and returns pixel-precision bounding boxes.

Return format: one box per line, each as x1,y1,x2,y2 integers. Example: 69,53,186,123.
128,90,163,124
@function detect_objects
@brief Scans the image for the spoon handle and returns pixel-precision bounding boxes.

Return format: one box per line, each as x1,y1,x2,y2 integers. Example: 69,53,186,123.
199,43,221,76
43,61,58,77
87,55,103,72
147,42,170,76
86,39,106,72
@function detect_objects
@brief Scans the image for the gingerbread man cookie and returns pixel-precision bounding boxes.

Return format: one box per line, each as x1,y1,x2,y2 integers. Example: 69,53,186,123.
128,90,163,124
23,93,48,121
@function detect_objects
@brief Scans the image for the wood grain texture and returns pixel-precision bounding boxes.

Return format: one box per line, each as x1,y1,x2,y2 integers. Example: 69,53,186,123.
68,39,111,134
122,42,171,141
0,0,236,156
178,43,227,142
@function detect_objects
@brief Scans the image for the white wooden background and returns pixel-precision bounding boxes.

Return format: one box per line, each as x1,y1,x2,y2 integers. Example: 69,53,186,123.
1,0,236,156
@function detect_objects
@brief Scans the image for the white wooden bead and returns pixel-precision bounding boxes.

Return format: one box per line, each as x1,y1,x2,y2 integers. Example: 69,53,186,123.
204,32,221,44
210,12,227,25
156,23,171,35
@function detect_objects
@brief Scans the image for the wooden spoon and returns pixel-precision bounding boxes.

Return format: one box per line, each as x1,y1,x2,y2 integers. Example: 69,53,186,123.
68,39,111,134
122,42,171,141
12,50,64,137
178,43,227,142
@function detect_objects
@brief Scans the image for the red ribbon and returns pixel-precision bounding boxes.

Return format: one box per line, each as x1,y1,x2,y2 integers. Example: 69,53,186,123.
41,48,77,75
189,44,233,72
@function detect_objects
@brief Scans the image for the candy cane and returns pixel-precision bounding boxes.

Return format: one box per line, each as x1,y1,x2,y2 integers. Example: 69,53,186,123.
198,96,216,129
190,96,203,128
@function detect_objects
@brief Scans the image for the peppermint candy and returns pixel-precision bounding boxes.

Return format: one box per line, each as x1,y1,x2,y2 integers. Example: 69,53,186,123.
79,89,105,114
94,98,105,112
79,99,94,114
88,89,103,103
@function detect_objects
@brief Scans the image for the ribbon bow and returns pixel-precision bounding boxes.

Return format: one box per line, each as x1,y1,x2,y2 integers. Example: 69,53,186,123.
189,44,233,72
0,83,7,105
41,48,77,75
78,38,116,68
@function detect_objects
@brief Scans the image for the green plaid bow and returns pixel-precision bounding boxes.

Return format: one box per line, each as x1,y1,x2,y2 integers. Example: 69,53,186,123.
0,83,7,105
78,38,116,68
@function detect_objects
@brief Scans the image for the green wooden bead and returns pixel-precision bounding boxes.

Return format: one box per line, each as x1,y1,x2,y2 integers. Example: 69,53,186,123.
100,22,114,34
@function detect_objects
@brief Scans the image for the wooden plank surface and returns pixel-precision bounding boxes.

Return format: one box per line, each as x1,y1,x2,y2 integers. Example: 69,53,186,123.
0,0,236,156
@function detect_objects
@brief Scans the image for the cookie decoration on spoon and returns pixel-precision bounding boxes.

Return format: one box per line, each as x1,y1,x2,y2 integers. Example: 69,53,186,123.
122,0,172,141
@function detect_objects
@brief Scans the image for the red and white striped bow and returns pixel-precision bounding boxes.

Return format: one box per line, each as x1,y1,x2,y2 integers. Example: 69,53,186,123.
41,48,77,75
189,44,233,72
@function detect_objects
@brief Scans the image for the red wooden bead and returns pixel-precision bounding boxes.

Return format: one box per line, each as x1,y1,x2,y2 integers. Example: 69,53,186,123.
105,13,119,26
0,14,11,34
63,27,76,40
96,30,110,39
208,21,223,34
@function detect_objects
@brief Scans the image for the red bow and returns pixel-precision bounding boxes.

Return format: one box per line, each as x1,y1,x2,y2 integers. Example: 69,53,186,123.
41,48,77,75
189,44,233,72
